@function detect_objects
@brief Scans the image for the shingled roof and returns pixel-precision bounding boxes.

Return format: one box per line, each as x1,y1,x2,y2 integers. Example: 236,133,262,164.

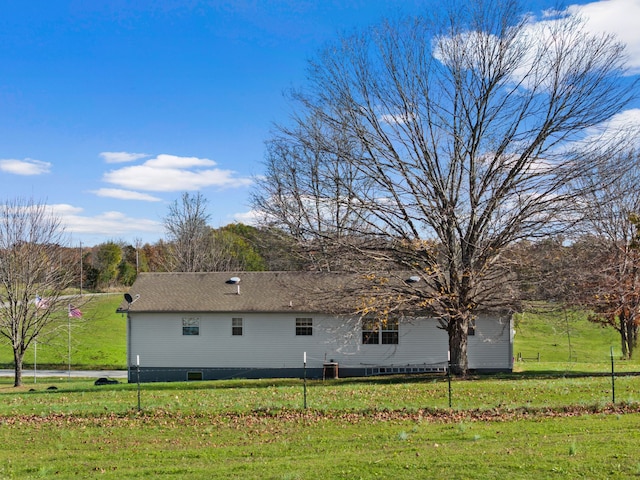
117,271,393,315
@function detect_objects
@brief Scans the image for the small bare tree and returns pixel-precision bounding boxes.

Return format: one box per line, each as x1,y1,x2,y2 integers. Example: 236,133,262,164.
571,152,640,359
253,0,636,374
163,192,212,272
0,198,76,386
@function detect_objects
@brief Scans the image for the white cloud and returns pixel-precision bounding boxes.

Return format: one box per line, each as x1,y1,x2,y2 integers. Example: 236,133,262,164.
100,151,150,163
103,154,253,192
50,204,162,237
49,204,84,216
576,107,640,147
567,0,640,74
144,154,217,169
0,158,51,175
232,209,261,225
91,188,163,202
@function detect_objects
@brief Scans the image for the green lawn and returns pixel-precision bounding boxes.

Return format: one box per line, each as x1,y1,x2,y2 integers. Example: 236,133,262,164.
513,307,640,373
0,294,126,370
1,376,639,479
1,409,639,479
1,302,640,479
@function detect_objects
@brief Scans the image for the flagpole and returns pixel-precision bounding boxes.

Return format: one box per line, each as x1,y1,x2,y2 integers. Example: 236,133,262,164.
34,309,37,384
33,293,40,383
79,241,83,296
68,304,71,380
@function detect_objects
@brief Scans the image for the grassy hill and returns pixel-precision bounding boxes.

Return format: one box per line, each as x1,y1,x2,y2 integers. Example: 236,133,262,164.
513,306,640,372
1,294,637,373
0,294,127,370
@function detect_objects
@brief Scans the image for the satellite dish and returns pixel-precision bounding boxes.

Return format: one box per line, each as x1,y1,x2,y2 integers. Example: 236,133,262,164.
226,276,241,284
124,293,133,303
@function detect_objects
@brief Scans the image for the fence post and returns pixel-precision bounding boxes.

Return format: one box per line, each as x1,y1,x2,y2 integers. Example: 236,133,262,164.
303,352,307,409
610,347,615,404
447,350,452,408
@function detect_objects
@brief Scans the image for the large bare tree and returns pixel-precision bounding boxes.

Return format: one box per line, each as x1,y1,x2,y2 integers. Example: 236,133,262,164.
253,0,636,374
0,198,76,386
254,114,377,271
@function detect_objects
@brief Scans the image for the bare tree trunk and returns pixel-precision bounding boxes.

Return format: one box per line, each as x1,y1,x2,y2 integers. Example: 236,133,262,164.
625,317,637,359
618,311,632,359
448,315,470,375
13,349,23,388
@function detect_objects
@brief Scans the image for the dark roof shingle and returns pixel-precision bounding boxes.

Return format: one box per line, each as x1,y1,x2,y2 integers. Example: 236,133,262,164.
118,271,369,314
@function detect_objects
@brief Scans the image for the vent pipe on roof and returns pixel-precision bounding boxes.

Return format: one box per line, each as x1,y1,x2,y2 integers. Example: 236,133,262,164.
226,276,241,295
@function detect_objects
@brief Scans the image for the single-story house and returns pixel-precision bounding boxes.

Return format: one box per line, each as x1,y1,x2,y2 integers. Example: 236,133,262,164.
118,271,513,383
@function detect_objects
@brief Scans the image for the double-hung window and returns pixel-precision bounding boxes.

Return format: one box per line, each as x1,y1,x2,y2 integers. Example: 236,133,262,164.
362,318,379,344
232,317,243,336
296,317,313,336
182,317,200,336
381,319,399,344
362,318,399,344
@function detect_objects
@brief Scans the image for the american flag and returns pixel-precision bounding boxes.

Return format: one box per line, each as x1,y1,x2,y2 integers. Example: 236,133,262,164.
68,304,82,318
35,295,49,309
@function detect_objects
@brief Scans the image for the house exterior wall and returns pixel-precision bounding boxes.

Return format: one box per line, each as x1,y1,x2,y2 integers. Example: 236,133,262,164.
468,314,514,371
127,311,512,382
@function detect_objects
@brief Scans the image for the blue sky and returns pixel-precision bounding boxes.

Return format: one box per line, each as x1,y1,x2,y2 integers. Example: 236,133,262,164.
1,0,638,246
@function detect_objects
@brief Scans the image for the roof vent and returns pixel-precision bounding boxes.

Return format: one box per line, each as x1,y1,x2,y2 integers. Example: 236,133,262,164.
226,276,241,294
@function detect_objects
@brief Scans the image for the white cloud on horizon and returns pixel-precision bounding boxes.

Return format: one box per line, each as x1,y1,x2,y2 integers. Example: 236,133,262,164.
102,153,253,192
0,158,51,175
100,151,150,163
232,209,261,226
50,204,162,239
91,188,163,202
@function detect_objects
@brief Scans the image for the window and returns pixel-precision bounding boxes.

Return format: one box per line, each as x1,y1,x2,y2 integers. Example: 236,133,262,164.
362,318,399,345
362,319,378,344
381,319,399,344
182,317,200,336
232,317,243,336
296,317,313,336
468,318,476,336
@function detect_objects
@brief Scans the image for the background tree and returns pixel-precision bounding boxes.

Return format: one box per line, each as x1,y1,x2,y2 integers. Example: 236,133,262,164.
209,225,267,271
142,241,168,273
220,223,305,271
253,0,635,374
0,198,77,386
164,192,212,272
253,117,376,271
118,244,138,286
92,242,123,290
569,153,640,359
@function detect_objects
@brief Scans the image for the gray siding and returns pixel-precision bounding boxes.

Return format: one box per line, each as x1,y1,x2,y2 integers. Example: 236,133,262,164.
468,314,513,371
127,312,512,380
